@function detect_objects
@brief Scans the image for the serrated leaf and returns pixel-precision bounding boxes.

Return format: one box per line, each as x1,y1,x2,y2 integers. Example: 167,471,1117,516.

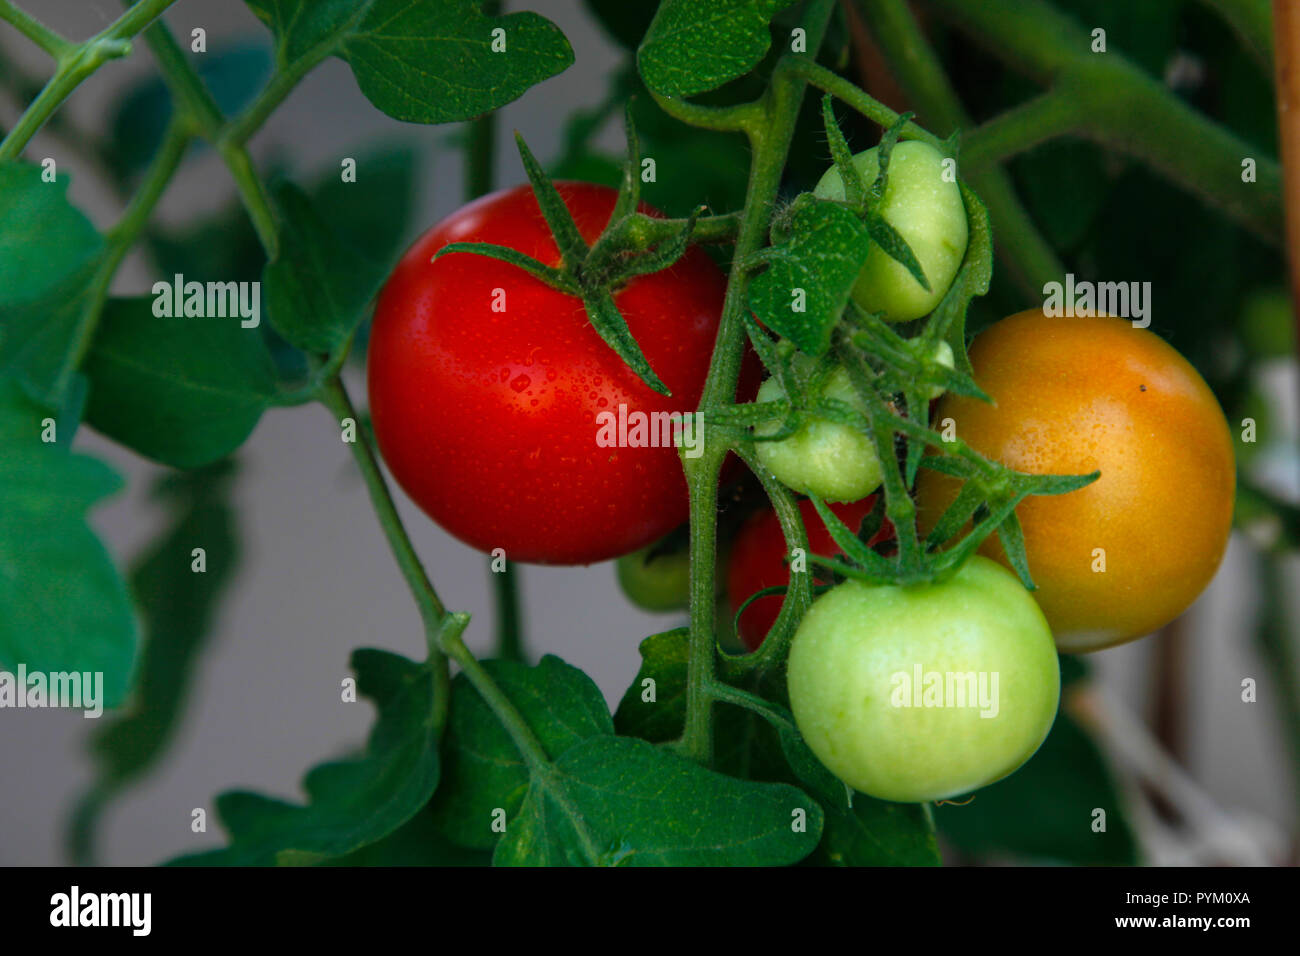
638,0,794,97
167,648,441,866
0,382,136,708
245,0,574,125
81,297,276,468
431,655,613,850
0,162,102,306
494,735,823,866
747,197,873,355
613,627,689,742
264,182,386,353
934,702,1139,865
0,162,104,404
68,466,239,865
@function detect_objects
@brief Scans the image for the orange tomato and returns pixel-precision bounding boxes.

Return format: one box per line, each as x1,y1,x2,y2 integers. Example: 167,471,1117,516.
915,310,1235,651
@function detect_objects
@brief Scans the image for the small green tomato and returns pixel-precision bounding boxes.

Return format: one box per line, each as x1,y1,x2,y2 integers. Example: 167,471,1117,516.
922,340,954,401
814,140,968,322
787,555,1060,803
616,544,690,612
754,366,883,502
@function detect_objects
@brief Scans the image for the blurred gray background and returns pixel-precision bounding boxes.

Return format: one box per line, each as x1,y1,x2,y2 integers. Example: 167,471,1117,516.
0,0,1296,865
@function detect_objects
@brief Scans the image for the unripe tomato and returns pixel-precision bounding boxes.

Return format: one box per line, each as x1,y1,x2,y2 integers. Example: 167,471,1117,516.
754,366,883,502
368,183,728,565
787,555,1060,803
813,141,967,322
922,340,954,401
616,542,690,612
916,310,1235,650
726,495,891,650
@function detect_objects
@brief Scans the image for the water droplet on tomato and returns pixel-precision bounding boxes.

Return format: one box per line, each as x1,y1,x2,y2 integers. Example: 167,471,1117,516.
510,374,531,392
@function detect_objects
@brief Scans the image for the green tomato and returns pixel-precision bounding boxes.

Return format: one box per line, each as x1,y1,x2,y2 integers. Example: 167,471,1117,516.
922,340,954,401
787,555,1059,803
814,140,968,322
754,366,883,502
616,544,691,612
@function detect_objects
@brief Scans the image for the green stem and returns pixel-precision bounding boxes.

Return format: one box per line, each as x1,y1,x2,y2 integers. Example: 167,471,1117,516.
927,0,1283,243
61,119,191,391
649,89,763,134
707,680,796,731
465,110,497,202
677,0,837,767
960,87,1082,170
134,18,280,257
0,1,72,59
780,58,945,150
852,0,1065,295
318,375,452,730
731,443,811,672
491,562,526,663
0,0,176,160
319,377,448,624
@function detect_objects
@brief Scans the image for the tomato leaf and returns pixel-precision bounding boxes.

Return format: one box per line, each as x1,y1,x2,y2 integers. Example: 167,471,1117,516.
746,195,873,356
431,655,613,850
243,0,574,125
614,628,690,742
81,297,277,469
638,0,796,98
496,735,823,866
167,648,442,866
776,725,940,867
0,380,137,708
68,465,240,865
264,182,387,354
325,806,491,866
0,162,104,406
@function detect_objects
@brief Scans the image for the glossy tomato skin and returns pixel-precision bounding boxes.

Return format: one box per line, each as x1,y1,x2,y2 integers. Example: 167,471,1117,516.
916,310,1235,650
726,496,891,651
368,183,727,565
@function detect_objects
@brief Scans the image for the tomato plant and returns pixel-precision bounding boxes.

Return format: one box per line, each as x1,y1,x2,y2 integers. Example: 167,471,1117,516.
916,310,1236,651
788,556,1060,803
727,495,892,650
1,0,1285,877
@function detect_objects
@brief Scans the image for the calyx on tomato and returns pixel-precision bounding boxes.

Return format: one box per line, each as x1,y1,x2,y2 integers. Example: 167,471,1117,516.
433,124,721,395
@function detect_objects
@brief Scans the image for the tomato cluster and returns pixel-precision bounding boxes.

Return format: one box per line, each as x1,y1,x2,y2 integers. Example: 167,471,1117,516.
368,148,1234,808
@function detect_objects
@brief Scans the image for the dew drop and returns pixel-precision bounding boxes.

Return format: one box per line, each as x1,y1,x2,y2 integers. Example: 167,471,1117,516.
510,374,531,393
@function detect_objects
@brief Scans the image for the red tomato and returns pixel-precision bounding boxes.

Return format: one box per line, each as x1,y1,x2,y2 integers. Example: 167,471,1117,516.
726,496,892,650
368,183,733,565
